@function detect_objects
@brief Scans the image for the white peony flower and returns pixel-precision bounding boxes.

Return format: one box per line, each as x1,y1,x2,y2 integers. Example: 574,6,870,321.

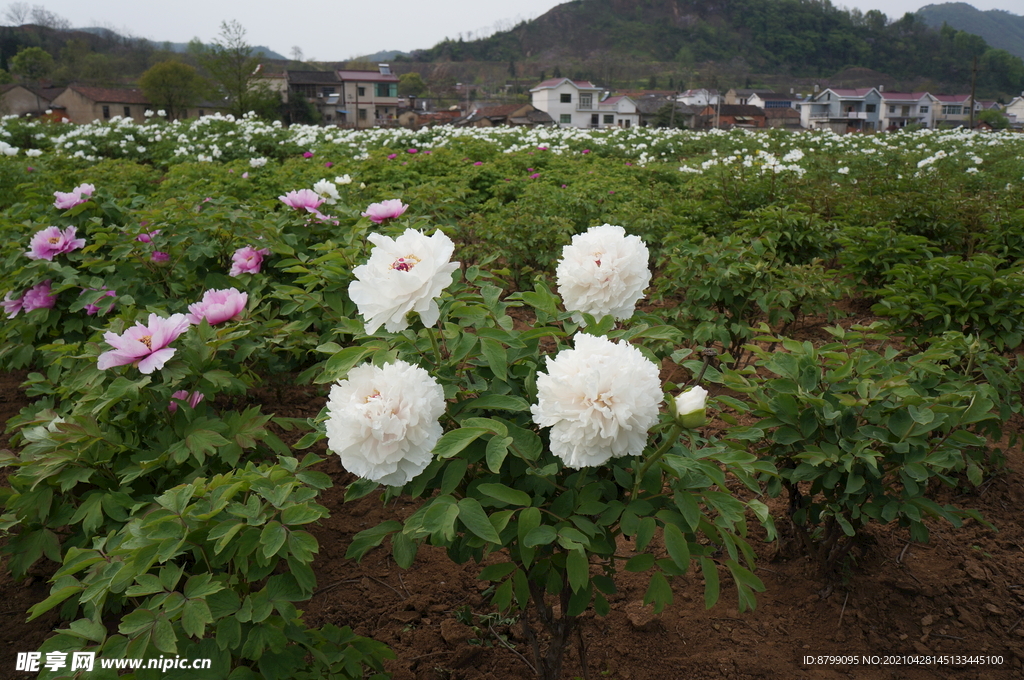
335,174,353,185
675,385,708,428
531,333,663,468
325,360,444,486
312,178,340,204
556,224,651,325
349,229,460,334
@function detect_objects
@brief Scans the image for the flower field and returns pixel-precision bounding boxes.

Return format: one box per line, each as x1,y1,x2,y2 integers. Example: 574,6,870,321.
1,113,1024,679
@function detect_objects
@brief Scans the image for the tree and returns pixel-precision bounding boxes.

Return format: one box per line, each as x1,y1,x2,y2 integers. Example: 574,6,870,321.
398,72,427,97
977,109,1009,129
3,2,29,25
139,60,205,120
191,20,275,119
653,102,687,128
9,46,54,81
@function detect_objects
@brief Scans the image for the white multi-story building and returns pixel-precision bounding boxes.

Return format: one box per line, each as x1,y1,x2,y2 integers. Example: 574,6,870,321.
529,78,639,129
879,92,938,129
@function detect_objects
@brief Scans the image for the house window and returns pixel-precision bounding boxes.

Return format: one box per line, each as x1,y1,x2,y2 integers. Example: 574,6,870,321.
375,83,397,97
102,105,110,119
919,106,929,113
580,94,592,108
322,87,335,96
199,110,205,117
124,106,131,117
603,114,613,124
888,105,895,113
560,93,571,103
942,105,962,115
559,113,572,124
866,104,876,113
358,86,366,96
359,108,368,120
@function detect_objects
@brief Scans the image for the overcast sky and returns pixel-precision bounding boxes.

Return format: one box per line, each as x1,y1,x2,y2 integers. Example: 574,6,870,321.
14,0,1024,62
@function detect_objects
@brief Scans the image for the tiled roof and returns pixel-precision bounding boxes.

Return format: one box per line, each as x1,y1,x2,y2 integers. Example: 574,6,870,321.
531,78,600,90
286,70,340,84
474,104,527,118
68,86,150,105
336,70,399,83
764,107,801,119
879,92,930,101
827,88,877,97
933,94,972,103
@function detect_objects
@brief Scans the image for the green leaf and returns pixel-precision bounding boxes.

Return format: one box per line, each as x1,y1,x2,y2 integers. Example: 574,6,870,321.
477,483,532,507
345,521,402,561
459,394,530,412
480,338,508,382
478,562,517,581
625,554,655,572
485,436,513,473
643,571,673,614
457,498,502,543
566,548,589,593
260,522,288,559
662,523,691,571
314,346,375,384
523,525,557,548
182,599,213,638
28,585,82,621
701,557,720,609
432,427,489,459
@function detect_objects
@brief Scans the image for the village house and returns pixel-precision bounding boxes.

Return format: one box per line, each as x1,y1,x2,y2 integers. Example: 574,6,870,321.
747,92,800,110
696,104,767,129
677,88,719,107
284,71,342,123
397,109,462,129
529,78,639,129
932,94,974,127
878,92,938,129
763,107,802,129
724,88,775,105
0,84,65,117
49,85,224,123
457,103,553,127
1004,93,1024,126
799,87,882,132
336,64,400,128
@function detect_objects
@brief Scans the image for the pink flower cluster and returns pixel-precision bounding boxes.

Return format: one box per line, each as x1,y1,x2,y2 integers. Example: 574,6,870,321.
97,313,189,374
3,281,56,318
53,183,95,210
26,226,86,261
186,288,247,325
361,200,408,224
229,246,270,276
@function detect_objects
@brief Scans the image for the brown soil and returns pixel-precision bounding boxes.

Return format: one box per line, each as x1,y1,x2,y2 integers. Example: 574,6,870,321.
2,322,1023,680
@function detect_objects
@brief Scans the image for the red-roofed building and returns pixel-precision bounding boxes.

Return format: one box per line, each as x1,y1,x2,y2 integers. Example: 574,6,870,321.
0,84,66,117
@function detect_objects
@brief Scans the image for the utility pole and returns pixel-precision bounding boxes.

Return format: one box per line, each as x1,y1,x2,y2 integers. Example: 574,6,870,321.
969,56,978,129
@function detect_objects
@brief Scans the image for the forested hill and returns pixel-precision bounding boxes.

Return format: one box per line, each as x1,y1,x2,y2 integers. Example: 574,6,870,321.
412,0,1024,95
917,3,1024,59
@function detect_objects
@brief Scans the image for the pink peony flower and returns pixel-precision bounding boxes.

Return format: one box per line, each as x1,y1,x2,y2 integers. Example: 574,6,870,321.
361,199,408,224
242,172,249,179
529,173,540,179
407,148,418,154
473,161,483,166
186,288,248,325
151,251,170,263
97,313,189,374
168,390,204,412
22,281,56,312
387,154,397,160
80,288,116,316
26,226,86,261
229,246,270,276
136,229,161,243
53,183,95,210
582,149,591,154
303,151,315,158
278,189,324,212
3,291,23,318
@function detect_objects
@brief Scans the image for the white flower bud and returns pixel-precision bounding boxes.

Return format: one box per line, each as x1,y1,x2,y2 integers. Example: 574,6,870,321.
675,385,708,428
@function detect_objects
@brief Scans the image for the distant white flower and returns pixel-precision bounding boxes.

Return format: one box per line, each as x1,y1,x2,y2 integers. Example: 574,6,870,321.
532,333,662,469
837,166,850,175
965,167,979,174
556,224,651,325
325,360,444,486
249,157,267,168
348,229,460,334
157,109,167,117
312,178,340,204
25,149,42,157
335,174,353,185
